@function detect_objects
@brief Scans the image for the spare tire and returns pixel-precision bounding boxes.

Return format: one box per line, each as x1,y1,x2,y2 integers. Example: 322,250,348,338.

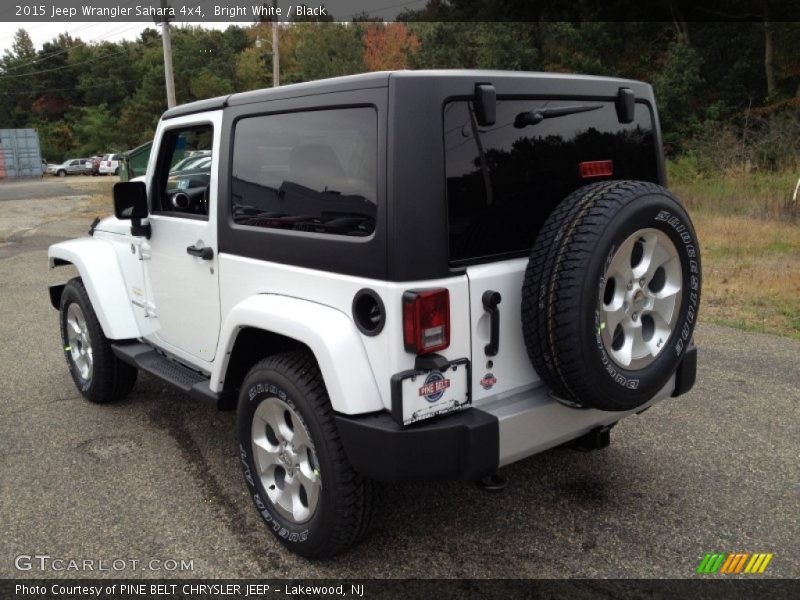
521,180,701,411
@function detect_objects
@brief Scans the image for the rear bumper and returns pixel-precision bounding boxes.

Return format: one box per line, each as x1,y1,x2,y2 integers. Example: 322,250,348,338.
337,346,697,482
335,408,498,482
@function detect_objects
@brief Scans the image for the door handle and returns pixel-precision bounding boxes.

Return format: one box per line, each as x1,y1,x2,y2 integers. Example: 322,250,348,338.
186,245,214,260
482,290,502,356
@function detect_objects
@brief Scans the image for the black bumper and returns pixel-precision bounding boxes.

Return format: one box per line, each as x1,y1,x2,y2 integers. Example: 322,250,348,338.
337,344,697,483
335,408,499,482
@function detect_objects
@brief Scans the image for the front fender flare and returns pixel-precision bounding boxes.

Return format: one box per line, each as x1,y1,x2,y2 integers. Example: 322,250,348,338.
212,294,383,415
48,238,141,340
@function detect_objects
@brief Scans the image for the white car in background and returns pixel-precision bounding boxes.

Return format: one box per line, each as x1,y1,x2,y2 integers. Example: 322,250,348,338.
98,154,120,175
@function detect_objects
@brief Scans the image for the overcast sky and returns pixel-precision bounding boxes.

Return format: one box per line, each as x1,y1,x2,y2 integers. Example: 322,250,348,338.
0,21,252,55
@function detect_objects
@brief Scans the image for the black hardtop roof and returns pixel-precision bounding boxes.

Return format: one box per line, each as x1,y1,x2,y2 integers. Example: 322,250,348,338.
161,69,650,120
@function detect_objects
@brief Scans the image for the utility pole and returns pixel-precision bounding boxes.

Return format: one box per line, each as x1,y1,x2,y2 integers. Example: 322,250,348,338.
271,0,279,87
160,0,176,107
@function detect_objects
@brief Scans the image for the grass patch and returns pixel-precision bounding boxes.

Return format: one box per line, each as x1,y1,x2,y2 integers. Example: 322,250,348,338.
67,178,117,215
671,163,800,340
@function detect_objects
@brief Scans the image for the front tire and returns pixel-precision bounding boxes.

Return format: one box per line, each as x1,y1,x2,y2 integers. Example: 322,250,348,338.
59,278,137,403
57,170,66,177
237,352,374,558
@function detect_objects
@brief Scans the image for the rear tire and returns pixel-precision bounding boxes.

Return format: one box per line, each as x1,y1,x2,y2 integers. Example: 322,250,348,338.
59,278,138,403
237,352,374,558
521,181,701,411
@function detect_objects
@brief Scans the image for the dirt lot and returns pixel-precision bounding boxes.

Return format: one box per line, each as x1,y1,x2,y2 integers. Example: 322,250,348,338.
0,177,797,579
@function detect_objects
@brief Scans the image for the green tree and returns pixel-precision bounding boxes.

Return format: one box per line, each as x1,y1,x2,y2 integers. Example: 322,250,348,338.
190,70,234,99
71,104,120,155
653,39,704,152
289,22,365,81
409,23,540,70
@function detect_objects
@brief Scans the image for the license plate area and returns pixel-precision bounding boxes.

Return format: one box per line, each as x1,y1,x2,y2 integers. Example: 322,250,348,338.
390,358,471,426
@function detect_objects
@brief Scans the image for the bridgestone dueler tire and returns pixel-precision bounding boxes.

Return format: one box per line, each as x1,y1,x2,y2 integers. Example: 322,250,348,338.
59,278,138,403
521,181,701,411
237,352,375,558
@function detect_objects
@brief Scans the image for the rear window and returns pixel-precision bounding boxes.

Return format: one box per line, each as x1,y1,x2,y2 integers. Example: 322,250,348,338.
445,98,658,263
231,107,377,237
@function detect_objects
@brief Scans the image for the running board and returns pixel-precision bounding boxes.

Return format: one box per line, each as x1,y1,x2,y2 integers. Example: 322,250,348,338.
111,342,234,409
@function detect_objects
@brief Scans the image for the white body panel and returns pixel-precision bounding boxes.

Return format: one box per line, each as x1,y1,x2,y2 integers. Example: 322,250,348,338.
214,253,472,413
465,258,541,401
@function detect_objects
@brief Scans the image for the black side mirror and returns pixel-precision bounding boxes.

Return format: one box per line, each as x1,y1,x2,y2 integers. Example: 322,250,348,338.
616,87,635,124
474,83,496,127
113,181,150,238
113,181,148,219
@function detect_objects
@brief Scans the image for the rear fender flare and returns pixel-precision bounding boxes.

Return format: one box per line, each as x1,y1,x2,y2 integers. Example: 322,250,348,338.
212,294,383,415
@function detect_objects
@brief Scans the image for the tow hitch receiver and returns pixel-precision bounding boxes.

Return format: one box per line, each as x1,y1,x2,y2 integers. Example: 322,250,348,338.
569,425,613,451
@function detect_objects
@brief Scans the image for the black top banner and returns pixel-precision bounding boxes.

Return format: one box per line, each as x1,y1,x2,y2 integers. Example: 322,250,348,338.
2,0,800,22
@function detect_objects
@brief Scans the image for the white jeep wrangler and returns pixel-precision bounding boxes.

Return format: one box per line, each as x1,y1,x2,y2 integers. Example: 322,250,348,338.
48,71,700,558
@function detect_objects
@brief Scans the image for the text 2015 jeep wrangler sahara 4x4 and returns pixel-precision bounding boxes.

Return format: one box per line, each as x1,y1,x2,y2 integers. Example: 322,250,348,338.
48,71,700,558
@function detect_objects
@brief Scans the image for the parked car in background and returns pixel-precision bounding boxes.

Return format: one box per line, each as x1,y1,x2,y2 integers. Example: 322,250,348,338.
168,150,211,176
99,153,120,175
46,158,89,177
85,156,103,176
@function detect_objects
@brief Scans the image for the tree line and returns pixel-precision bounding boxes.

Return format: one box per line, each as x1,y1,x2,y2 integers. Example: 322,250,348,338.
1,10,798,168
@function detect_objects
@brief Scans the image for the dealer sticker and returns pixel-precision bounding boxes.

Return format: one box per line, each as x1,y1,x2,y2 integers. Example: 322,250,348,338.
419,372,451,402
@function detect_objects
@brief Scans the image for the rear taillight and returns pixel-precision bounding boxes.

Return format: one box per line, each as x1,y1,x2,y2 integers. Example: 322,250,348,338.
402,288,450,355
579,160,613,179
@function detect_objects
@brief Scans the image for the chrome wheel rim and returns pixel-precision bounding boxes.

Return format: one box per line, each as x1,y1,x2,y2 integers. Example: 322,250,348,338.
599,228,683,370
66,304,93,381
251,397,321,524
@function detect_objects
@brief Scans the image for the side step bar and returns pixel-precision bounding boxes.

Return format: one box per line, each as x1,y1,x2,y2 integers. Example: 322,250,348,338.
111,342,235,409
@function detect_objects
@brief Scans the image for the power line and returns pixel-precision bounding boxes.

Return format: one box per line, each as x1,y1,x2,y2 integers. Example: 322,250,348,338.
1,47,131,78
0,33,156,79
337,0,428,20
0,77,142,96
1,22,152,73
1,24,109,72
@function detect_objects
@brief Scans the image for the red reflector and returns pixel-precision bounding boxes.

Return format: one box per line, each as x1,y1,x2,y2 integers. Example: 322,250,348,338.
579,160,613,179
402,288,450,355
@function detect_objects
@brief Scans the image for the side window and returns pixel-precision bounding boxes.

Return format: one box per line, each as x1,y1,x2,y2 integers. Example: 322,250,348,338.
231,107,377,237
153,125,213,218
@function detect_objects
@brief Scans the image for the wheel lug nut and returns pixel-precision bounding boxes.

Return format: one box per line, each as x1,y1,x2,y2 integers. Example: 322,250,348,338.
627,281,633,290
632,312,638,321
639,278,646,287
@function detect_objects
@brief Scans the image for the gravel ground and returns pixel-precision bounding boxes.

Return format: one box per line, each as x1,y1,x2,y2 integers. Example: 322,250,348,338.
0,178,797,579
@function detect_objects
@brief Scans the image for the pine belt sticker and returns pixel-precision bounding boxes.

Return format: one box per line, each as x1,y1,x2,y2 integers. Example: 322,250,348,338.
418,372,450,402
480,372,497,390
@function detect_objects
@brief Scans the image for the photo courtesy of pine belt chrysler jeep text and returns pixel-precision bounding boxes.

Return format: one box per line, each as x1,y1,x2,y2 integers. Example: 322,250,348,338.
47,71,700,558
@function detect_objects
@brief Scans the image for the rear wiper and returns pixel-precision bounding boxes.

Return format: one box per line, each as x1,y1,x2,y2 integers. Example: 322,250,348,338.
514,104,603,128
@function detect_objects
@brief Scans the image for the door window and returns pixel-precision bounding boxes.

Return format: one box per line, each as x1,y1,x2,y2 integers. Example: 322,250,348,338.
153,125,213,218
